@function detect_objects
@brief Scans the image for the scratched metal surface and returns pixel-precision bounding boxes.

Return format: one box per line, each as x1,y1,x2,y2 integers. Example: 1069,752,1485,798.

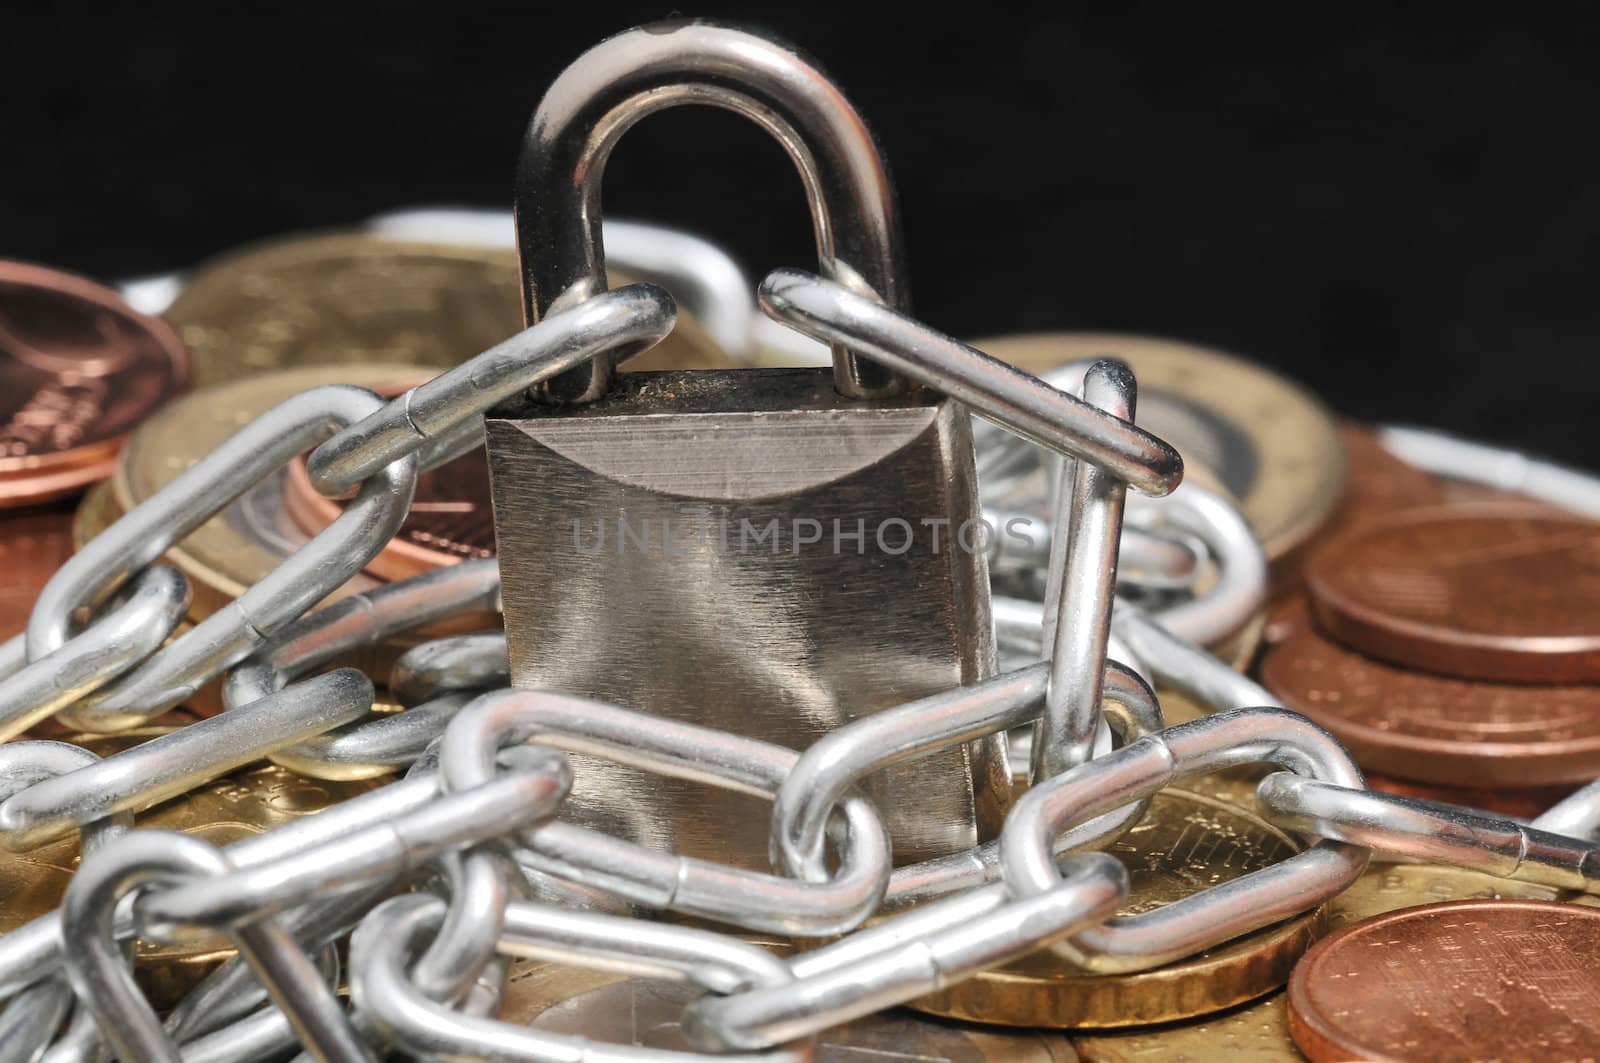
487,368,1008,869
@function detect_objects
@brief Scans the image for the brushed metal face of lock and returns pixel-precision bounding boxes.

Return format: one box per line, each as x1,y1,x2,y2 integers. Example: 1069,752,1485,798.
487,367,1009,867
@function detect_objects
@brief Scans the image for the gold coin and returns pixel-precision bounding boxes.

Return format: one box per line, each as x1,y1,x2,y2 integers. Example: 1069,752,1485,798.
1074,994,1302,1062
0,728,384,1007
1322,861,1575,931
163,232,724,388
912,790,1315,1028
1070,863,1593,1060
501,957,1080,1061
974,333,1345,566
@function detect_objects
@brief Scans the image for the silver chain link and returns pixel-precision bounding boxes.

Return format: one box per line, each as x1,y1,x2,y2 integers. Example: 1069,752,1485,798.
6,25,1600,1062
3,254,1596,1062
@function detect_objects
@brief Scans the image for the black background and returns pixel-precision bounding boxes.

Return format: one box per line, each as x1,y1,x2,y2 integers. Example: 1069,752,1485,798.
5,6,1597,465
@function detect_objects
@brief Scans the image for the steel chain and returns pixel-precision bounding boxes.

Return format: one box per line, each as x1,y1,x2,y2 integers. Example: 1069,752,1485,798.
6,152,1600,1063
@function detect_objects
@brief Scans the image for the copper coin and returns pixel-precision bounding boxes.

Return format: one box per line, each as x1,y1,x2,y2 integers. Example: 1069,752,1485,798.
1324,423,1447,530
1260,624,1600,786
0,261,188,506
1265,424,1446,643
1306,503,1600,683
1261,592,1313,649
0,502,75,641
1287,899,1600,1062
282,434,494,582
1275,422,1446,593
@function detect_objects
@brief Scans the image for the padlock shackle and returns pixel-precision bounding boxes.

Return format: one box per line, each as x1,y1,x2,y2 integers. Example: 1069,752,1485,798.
515,20,910,403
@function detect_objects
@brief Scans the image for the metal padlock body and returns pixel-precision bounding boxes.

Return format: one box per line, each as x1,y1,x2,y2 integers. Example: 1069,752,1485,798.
486,21,1008,870
488,367,1006,866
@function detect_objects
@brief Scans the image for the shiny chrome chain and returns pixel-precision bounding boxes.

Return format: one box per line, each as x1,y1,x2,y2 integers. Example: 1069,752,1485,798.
2,264,1599,1063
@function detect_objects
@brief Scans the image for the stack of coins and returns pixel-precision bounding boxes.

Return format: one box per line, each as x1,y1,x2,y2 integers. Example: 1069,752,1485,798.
1260,433,1599,816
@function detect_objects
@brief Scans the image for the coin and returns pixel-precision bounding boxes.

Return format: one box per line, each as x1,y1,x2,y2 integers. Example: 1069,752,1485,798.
501,958,1080,1061
1263,424,1448,647
0,727,383,1008
162,232,722,388
1305,503,1600,683
1260,624,1600,787
0,261,188,506
1072,863,1581,1062
974,333,1345,566
69,477,117,548
1287,900,1600,1062
1271,424,1446,592
0,502,75,641
1322,862,1571,933
1324,425,1446,527
912,790,1316,1028
1074,995,1301,1062
1261,593,1313,650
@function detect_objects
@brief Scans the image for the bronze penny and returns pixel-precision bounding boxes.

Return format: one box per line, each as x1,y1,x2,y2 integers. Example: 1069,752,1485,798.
1325,424,1447,530
1306,503,1600,683
1262,592,1313,649
1259,624,1600,787
1266,423,1446,639
1287,899,1600,1062
0,502,75,641
0,261,188,506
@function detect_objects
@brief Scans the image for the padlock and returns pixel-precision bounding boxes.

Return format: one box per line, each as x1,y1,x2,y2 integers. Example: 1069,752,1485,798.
484,21,1010,869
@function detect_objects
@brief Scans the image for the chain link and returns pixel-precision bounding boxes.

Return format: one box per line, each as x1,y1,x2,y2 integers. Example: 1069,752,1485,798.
31,385,418,732
304,283,676,495
0,566,186,741
8,28,1600,1056
8,265,1587,1059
